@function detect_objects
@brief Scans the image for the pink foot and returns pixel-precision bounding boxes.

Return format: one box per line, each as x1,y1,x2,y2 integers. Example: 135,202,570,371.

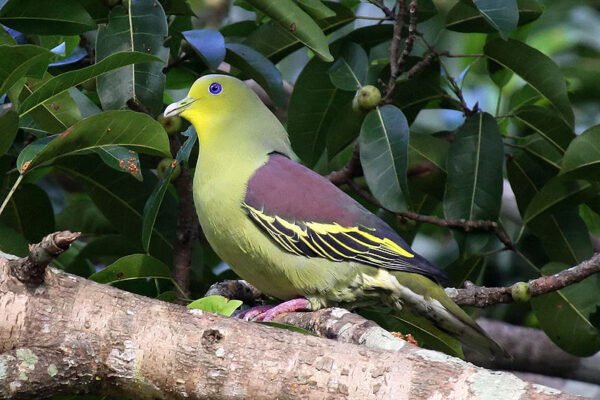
254,298,311,322
236,305,274,321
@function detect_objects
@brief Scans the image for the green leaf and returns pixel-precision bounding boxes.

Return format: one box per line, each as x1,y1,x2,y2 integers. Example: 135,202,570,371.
90,254,171,285
359,105,410,212
409,134,449,175
444,113,504,221
0,45,53,95
523,176,596,224
0,224,28,257
96,2,169,115
187,295,243,316
328,42,368,91
446,0,542,34
519,135,562,172
472,0,518,38
561,125,600,180
294,0,335,19
484,39,574,127
64,234,140,277
507,150,592,264
0,0,96,35
532,262,600,357
325,99,363,158
96,146,142,181
19,52,161,117
55,193,113,235
225,42,285,107
56,157,176,264
245,0,333,61
446,255,485,288
288,57,354,165
513,105,574,153
17,111,170,173
244,2,354,63
0,183,54,242
0,109,18,157
17,75,82,134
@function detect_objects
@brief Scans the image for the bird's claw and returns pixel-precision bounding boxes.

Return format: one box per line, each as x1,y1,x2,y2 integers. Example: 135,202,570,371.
235,298,311,322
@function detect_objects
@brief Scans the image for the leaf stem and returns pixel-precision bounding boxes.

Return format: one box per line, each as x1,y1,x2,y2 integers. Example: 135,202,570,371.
0,174,23,218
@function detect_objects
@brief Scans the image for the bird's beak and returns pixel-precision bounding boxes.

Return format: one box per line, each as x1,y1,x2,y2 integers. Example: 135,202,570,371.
164,96,195,117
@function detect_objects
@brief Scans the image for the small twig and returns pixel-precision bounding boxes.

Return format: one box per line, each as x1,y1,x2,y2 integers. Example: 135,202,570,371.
447,253,600,307
345,178,513,249
383,0,407,102
395,0,418,75
325,143,361,185
8,231,81,285
368,0,396,19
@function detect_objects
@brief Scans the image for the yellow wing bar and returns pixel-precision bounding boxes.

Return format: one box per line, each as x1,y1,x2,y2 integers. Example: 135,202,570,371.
243,203,415,270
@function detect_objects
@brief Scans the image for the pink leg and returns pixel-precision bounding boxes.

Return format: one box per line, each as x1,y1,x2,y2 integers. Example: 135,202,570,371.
236,305,274,321
254,298,311,322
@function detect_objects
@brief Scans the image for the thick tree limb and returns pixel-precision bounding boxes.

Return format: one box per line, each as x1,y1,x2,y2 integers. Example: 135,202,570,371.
0,235,577,400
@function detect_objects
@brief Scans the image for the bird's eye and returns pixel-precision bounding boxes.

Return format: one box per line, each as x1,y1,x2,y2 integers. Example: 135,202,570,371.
208,82,222,95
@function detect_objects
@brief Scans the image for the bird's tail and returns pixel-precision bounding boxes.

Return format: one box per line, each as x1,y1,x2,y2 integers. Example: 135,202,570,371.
390,271,510,360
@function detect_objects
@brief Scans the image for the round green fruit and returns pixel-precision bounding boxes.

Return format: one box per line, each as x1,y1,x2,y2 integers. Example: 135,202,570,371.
510,282,531,303
157,158,182,181
355,85,382,111
158,113,183,136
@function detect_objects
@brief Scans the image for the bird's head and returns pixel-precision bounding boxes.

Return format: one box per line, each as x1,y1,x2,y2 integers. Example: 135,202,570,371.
164,74,262,130
164,74,291,156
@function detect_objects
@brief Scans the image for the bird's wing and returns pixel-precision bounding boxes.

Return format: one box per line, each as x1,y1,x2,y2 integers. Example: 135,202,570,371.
243,153,447,283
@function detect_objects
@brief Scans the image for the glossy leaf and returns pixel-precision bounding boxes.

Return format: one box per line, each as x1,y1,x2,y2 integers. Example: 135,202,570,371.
0,45,52,95
96,146,142,181
288,57,354,165
523,176,596,224
17,110,170,173
513,105,574,153
0,224,28,257
472,0,518,38
187,295,243,316
19,52,161,117
446,0,542,34
18,75,82,134
561,125,600,179
328,42,368,91
90,254,171,285
225,42,285,107
325,99,363,158
519,135,562,172
485,39,574,126
245,0,333,61
96,2,169,115
507,150,592,264
245,2,353,62
444,113,503,221
182,29,226,70
532,262,600,357
446,255,485,288
294,0,335,20
0,109,18,156
56,158,176,264
0,0,96,35
0,183,54,242
359,105,410,212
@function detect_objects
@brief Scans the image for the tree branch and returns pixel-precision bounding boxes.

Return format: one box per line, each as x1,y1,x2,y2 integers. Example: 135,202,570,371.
447,253,600,307
8,230,80,285
0,245,578,400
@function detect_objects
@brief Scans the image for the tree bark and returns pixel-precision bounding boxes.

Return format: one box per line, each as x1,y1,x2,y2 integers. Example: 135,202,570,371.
0,259,580,399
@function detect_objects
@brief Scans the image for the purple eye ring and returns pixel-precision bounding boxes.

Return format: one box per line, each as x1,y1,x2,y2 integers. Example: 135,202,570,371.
209,82,222,95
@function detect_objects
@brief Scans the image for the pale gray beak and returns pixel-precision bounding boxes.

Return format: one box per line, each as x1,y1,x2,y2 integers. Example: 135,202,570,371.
164,96,195,117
